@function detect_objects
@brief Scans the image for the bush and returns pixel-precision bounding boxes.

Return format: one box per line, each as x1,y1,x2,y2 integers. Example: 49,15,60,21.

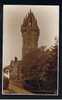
21,44,57,93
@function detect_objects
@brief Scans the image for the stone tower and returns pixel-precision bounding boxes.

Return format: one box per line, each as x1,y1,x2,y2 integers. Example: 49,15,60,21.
21,9,40,57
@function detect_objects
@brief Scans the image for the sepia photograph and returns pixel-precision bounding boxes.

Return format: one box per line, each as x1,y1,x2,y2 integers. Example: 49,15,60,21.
2,5,59,95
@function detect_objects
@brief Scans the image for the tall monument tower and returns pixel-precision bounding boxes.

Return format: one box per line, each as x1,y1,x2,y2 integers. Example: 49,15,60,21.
21,10,40,57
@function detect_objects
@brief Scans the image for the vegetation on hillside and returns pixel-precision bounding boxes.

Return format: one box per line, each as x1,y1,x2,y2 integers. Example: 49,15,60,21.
21,43,57,93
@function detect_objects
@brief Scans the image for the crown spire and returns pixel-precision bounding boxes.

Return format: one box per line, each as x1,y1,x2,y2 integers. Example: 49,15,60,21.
21,9,40,36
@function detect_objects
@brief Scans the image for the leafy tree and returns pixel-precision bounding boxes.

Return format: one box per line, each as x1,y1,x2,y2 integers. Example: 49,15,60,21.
21,44,57,93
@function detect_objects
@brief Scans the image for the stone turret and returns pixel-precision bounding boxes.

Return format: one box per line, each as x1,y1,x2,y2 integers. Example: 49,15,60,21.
21,9,40,57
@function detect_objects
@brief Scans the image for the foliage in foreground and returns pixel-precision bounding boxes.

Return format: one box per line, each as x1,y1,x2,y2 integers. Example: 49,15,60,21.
21,44,57,93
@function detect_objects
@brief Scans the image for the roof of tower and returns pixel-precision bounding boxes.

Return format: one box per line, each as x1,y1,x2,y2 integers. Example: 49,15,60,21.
21,9,40,34
22,9,37,26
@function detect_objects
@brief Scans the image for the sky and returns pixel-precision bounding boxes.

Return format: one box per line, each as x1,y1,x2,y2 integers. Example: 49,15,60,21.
3,5,59,68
